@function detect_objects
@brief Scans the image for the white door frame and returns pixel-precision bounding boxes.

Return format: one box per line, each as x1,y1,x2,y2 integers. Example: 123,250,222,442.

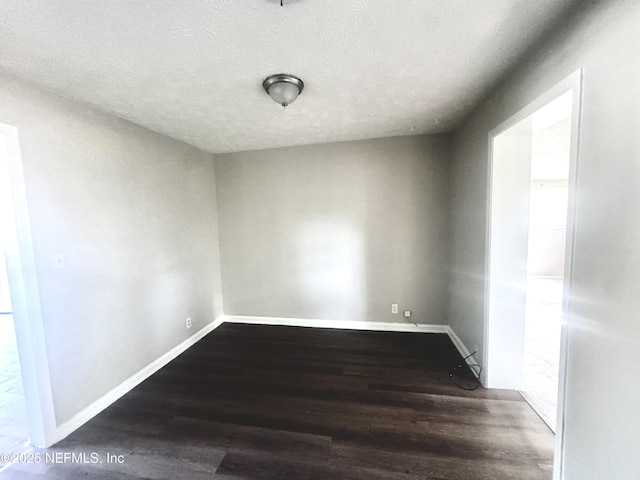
0,123,57,447
483,69,582,480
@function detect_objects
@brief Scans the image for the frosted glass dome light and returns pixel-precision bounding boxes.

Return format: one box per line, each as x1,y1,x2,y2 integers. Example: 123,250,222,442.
263,74,304,107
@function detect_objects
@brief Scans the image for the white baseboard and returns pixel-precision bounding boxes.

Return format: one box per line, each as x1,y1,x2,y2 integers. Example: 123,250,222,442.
447,326,481,379
446,326,471,358
224,315,481,378
222,315,450,334
53,316,225,444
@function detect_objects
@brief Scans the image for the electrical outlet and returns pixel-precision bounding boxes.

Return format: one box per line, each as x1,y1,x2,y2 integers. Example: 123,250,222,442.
403,310,411,318
391,304,398,314
186,317,192,329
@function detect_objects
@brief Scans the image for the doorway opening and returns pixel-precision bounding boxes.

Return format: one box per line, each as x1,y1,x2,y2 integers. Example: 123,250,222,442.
0,122,59,452
485,71,581,478
521,97,572,430
0,133,30,459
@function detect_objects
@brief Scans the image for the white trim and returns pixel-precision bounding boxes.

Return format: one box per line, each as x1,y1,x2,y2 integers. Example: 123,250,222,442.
53,317,225,444
484,69,582,480
222,315,449,334
488,70,582,139
224,316,477,378
447,326,480,379
0,124,57,447
554,70,583,480
484,69,582,388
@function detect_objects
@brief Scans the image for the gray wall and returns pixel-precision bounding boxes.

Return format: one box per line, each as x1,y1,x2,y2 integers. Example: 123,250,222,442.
0,71,223,425
448,0,640,477
215,135,450,325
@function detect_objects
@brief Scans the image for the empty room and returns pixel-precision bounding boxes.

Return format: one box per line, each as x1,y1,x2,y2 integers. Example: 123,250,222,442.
0,1,638,479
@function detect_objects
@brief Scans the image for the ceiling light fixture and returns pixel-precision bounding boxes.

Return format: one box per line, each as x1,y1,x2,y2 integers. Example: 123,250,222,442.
263,74,304,107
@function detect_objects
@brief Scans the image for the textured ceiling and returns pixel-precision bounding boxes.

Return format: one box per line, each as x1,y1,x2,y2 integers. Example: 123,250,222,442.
0,1,576,154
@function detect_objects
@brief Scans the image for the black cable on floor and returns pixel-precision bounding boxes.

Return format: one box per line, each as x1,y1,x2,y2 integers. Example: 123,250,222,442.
449,351,482,390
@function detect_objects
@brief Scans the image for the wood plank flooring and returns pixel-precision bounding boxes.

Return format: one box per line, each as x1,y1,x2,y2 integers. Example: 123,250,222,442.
0,323,554,479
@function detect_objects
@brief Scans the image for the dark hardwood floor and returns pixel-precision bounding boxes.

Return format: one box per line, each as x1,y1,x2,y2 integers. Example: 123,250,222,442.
0,323,554,479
